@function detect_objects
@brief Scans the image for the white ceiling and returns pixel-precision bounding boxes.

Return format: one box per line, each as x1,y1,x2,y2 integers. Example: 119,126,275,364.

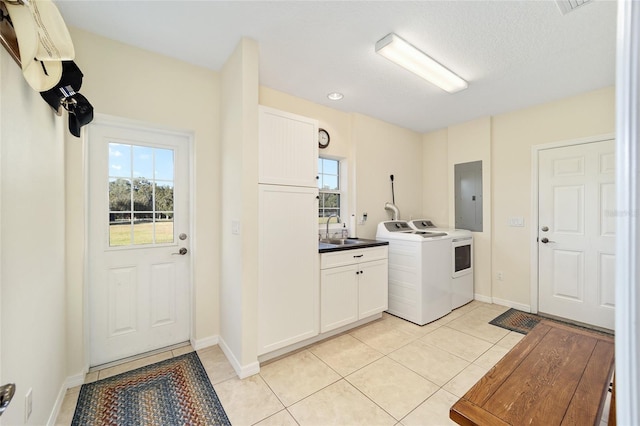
54,0,617,133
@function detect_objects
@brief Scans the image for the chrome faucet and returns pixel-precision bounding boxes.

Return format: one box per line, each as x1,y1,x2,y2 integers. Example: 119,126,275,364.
326,213,340,238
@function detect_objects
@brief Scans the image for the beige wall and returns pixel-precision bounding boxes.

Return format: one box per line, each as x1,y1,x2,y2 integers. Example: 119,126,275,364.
260,89,424,239
352,113,423,238
66,28,221,376
1,49,67,424
448,117,493,299
219,38,260,374
423,86,615,308
422,128,449,226
491,86,615,307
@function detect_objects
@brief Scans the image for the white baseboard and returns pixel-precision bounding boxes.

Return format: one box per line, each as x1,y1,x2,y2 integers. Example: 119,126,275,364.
191,335,219,351
474,293,492,304
47,384,66,426
491,297,531,313
47,373,84,426
257,314,382,363
218,337,260,379
65,373,85,389
474,294,531,312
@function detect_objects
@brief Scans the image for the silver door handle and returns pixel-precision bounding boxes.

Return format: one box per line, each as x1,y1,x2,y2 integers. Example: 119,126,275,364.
172,247,188,255
0,383,15,417
540,237,556,244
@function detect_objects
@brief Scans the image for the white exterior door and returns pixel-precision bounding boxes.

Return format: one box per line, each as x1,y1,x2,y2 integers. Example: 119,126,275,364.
88,119,191,366
538,139,615,330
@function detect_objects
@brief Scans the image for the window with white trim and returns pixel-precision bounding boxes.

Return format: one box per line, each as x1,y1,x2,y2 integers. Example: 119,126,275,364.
318,157,341,224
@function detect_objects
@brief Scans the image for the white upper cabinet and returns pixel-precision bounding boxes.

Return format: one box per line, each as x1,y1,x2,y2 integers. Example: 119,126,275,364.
259,106,318,187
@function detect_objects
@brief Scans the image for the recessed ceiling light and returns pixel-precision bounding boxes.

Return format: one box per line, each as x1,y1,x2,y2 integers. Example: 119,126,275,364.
375,33,468,93
327,92,344,101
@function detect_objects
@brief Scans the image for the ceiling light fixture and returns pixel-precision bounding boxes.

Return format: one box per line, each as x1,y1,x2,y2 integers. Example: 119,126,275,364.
375,33,468,94
327,92,344,101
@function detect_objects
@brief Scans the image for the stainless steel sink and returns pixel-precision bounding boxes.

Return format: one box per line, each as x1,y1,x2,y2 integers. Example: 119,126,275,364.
320,238,361,245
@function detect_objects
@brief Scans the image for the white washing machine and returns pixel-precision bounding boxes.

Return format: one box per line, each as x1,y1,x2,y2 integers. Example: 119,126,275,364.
409,220,474,309
376,221,453,325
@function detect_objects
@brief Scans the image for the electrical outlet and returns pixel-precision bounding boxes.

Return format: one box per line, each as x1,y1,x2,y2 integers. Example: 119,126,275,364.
25,388,32,421
497,271,504,281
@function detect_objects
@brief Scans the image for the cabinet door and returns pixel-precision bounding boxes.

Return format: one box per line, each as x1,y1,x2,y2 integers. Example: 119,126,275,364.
258,185,319,355
259,106,318,187
358,259,389,319
320,265,359,333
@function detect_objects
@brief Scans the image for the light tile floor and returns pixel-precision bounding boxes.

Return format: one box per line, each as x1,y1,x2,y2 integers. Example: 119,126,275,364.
55,301,611,425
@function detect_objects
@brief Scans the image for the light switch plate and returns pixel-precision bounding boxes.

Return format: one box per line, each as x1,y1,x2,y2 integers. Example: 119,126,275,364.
231,220,241,235
508,217,525,227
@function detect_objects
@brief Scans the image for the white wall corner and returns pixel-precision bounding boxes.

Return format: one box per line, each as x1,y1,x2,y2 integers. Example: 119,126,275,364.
191,335,220,351
218,336,260,379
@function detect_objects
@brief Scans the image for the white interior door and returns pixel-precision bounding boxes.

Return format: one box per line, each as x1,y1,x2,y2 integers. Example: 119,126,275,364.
88,119,191,366
538,139,615,330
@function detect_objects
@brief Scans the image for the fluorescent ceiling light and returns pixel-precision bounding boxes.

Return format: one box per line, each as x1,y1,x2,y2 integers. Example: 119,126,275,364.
375,33,468,93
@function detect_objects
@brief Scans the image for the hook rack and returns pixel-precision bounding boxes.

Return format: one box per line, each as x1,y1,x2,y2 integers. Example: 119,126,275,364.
0,1,21,66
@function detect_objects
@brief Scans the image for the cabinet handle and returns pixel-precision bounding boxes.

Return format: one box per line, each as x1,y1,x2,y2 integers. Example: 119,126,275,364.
356,271,360,275
353,254,363,258
360,270,364,274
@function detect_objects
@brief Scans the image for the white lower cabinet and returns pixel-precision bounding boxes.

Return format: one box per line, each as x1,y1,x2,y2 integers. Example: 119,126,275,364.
357,259,389,318
320,246,388,333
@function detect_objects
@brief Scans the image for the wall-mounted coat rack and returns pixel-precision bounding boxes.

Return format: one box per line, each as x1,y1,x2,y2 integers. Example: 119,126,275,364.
0,1,22,66
0,0,95,138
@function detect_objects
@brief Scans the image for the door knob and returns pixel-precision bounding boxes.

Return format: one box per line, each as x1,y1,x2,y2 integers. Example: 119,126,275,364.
540,237,555,244
541,226,549,232
172,247,188,255
0,383,15,417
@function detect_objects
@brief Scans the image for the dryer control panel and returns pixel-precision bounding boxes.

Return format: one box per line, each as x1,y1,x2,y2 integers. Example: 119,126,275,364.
411,220,436,229
383,221,412,232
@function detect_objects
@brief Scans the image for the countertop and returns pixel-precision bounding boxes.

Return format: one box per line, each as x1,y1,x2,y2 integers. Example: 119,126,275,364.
318,238,389,253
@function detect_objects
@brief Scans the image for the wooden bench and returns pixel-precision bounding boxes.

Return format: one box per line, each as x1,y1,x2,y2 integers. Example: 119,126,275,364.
450,319,614,425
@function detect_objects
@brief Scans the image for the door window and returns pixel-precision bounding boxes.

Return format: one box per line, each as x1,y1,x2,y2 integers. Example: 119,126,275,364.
108,143,175,246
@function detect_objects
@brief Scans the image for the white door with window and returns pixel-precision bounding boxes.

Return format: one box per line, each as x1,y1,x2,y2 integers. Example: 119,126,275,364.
88,118,191,366
538,139,615,330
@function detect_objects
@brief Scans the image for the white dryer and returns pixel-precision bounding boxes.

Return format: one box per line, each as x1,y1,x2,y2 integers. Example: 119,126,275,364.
376,221,452,325
409,220,474,309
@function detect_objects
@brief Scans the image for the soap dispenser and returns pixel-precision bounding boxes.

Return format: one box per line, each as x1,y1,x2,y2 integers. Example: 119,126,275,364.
342,223,348,238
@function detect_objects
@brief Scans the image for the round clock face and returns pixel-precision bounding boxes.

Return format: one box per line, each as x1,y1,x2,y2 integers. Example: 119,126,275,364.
318,128,330,149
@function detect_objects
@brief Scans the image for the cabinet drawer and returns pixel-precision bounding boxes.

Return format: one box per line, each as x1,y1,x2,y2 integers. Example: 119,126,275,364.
321,246,388,269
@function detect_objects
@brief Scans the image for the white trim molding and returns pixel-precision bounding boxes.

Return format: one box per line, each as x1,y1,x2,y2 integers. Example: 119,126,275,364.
190,335,219,351
218,337,260,379
615,1,640,423
490,297,531,313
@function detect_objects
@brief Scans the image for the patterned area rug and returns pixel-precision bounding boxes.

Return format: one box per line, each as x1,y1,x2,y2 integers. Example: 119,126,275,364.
72,352,231,426
489,308,542,334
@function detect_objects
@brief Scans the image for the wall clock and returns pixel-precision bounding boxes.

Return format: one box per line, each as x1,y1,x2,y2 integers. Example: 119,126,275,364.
318,128,330,149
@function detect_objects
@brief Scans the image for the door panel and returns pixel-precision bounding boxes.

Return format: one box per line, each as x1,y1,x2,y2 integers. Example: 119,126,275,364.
538,139,615,330
88,120,191,366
